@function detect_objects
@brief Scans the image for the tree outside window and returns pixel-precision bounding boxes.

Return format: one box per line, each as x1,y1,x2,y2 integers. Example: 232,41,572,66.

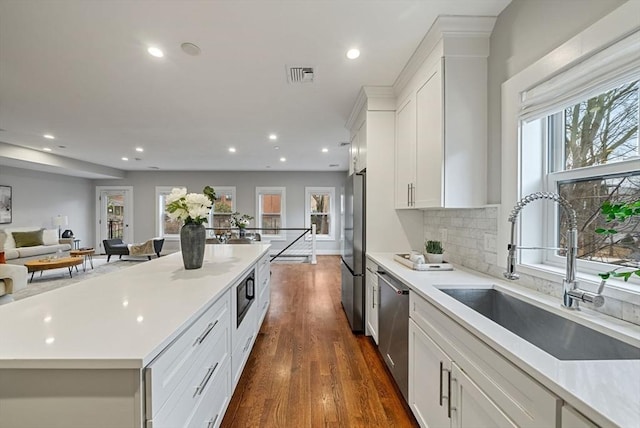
210,187,235,235
305,187,335,240
550,80,639,273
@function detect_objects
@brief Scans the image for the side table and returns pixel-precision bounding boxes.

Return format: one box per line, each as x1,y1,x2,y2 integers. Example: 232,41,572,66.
70,248,95,271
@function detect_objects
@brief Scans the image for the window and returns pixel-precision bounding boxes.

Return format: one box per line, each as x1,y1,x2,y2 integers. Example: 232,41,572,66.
209,187,236,236
541,80,640,276
156,186,185,239
256,187,285,239
509,27,640,287
305,187,335,240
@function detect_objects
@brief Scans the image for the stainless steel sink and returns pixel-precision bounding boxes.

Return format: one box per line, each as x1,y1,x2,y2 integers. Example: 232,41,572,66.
440,288,640,361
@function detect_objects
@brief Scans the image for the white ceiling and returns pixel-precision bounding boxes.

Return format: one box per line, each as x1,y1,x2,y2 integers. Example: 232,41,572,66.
0,0,510,175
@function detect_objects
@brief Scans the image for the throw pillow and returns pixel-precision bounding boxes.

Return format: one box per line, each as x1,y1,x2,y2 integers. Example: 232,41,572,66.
42,229,59,246
12,229,44,248
0,251,5,264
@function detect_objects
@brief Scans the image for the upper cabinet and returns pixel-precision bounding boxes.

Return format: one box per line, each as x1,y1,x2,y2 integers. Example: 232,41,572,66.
346,87,395,175
394,16,495,209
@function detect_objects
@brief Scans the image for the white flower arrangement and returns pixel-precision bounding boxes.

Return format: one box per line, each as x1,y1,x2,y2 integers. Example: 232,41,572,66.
230,212,254,229
165,186,216,226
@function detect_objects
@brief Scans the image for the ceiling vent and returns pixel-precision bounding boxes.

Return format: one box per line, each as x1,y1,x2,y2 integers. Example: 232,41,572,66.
339,141,350,147
287,66,315,84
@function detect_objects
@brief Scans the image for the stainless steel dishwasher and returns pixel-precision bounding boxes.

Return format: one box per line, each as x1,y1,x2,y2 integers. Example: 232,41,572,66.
376,268,410,402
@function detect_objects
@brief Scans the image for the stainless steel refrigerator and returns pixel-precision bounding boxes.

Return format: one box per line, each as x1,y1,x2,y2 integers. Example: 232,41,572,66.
340,171,365,333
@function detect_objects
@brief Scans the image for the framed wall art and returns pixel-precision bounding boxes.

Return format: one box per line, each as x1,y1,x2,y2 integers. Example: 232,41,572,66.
0,185,12,224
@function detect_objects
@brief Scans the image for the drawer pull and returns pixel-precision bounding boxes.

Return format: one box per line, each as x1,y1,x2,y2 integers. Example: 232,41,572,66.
206,413,219,428
194,320,218,346
195,362,219,396
242,334,254,353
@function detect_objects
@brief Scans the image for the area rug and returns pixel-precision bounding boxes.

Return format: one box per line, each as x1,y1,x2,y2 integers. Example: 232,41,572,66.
12,255,147,301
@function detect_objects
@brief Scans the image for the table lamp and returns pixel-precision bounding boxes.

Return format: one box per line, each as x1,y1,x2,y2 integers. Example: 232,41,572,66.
53,215,68,238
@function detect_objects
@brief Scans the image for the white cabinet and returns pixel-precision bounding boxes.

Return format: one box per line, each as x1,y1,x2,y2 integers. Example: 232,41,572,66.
346,87,395,177
451,363,517,428
409,291,560,428
395,94,416,207
562,405,598,428
257,253,271,326
409,318,450,428
365,258,379,344
349,119,367,175
394,17,490,209
409,319,516,428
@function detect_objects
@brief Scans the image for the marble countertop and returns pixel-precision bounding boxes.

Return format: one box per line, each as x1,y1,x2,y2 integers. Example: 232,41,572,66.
0,244,270,370
367,252,640,428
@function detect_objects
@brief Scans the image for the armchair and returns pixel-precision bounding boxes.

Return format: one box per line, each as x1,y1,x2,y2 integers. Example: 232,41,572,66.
0,264,28,304
103,239,130,262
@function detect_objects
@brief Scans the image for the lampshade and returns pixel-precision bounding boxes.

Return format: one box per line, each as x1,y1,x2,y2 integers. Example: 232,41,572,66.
53,215,68,227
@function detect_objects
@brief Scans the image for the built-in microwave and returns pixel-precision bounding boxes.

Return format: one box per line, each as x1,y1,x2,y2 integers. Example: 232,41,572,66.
236,269,255,327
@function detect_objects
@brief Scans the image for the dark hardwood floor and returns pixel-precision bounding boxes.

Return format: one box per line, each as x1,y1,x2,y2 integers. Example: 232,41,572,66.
221,256,419,427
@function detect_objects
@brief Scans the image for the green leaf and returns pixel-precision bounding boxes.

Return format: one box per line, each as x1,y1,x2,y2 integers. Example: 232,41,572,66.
598,273,610,280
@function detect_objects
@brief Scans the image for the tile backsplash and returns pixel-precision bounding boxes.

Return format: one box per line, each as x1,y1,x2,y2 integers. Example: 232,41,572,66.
423,206,640,326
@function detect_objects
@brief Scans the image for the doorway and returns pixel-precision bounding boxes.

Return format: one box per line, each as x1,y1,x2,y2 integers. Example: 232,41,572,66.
95,186,134,254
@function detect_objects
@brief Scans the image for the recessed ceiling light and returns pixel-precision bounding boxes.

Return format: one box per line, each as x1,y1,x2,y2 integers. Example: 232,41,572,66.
280,157,286,162
147,46,164,58
43,147,52,152
274,146,280,150
322,148,329,153
180,42,201,56
43,134,55,139
122,157,129,161
346,48,360,59
229,147,236,153
269,134,277,141
135,147,144,152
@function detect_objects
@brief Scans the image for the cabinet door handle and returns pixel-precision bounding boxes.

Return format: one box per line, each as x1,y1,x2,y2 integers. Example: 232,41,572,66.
195,362,219,396
243,334,254,353
447,369,452,418
207,413,219,428
439,362,444,406
372,284,377,308
407,183,411,206
194,320,218,346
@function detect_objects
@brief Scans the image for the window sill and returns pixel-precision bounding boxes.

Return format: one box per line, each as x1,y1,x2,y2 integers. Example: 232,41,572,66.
518,263,640,306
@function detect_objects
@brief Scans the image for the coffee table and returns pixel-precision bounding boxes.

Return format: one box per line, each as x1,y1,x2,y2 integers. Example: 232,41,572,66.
24,257,84,282
70,248,95,271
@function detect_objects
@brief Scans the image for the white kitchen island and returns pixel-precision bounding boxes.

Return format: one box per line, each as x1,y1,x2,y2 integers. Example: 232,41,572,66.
0,244,271,428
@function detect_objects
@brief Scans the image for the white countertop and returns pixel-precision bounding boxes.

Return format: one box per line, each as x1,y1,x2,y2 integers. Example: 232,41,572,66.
368,252,640,428
0,244,270,370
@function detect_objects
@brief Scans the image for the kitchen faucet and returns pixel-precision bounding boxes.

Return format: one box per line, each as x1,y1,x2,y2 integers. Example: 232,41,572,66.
504,192,605,310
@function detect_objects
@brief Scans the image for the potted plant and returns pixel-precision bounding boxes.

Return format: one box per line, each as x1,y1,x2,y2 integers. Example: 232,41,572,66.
425,240,444,263
595,199,640,282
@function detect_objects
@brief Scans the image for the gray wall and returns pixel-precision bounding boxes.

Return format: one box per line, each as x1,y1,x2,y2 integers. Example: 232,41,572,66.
486,0,626,203
94,170,347,253
0,165,95,245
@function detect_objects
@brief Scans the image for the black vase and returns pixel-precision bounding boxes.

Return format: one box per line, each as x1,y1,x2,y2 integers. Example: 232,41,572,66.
180,223,206,269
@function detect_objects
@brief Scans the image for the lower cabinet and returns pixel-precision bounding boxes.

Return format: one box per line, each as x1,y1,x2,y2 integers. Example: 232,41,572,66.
409,292,560,428
365,259,379,343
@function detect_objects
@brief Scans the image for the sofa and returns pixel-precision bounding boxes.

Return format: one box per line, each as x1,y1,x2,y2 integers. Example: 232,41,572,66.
0,227,72,264
0,263,28,304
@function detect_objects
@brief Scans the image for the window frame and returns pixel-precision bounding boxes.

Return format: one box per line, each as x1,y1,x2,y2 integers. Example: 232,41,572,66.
255,186,286,240
208,186,236,237
156,186,186,240
500,5,640,302
305,187,336,241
